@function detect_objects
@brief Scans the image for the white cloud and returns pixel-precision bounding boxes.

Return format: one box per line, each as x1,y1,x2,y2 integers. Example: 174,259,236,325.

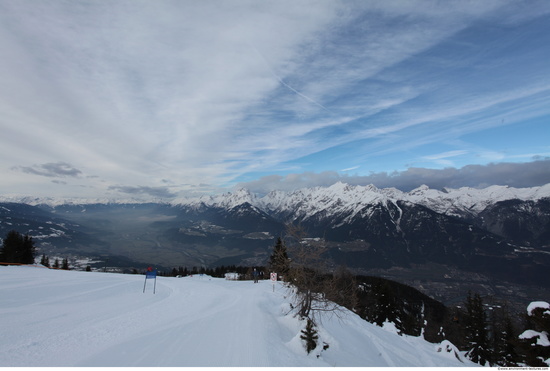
237,159,550,194
0,0,549,199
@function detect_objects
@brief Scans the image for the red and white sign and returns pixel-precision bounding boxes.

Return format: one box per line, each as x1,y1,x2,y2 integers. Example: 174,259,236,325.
270,272,277,282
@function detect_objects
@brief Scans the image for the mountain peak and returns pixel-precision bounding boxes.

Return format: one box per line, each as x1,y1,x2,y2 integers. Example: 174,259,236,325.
223,188,256,209
409,184,431,194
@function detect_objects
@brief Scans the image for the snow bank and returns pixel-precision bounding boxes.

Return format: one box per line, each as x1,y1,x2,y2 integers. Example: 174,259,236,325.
0,266,475,367
519,330,550,347
527,301,550,316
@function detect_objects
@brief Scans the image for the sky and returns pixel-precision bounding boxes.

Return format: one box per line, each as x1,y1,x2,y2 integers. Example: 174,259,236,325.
1,0,550,200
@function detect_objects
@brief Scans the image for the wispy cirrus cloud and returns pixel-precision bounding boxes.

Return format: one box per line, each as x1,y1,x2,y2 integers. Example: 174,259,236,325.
0,1,549,199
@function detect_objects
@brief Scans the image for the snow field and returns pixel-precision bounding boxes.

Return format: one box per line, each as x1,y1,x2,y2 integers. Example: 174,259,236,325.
0,266,475,367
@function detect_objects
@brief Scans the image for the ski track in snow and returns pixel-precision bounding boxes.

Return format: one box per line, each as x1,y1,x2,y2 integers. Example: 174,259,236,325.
0,266,476,367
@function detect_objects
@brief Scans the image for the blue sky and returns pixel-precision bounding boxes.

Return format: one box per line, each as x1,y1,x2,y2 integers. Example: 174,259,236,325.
1,0,549,200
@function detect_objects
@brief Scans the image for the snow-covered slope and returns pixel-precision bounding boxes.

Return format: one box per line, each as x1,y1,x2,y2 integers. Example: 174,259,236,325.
0,266,474,367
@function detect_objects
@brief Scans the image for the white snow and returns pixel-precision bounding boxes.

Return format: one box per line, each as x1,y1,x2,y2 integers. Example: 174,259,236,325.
0,266,476,367
527,301,550,316
522,301,550,350
519,330,550,347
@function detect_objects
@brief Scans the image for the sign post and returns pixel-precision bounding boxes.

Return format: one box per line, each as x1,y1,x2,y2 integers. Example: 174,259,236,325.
143,267,157,294
270,272,277,292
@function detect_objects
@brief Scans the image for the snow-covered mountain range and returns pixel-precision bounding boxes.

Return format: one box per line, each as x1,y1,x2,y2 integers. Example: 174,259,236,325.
3,182,549,219
171,182,550,221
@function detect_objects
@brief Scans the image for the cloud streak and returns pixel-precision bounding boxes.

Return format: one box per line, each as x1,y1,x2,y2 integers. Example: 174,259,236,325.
14,162,82,178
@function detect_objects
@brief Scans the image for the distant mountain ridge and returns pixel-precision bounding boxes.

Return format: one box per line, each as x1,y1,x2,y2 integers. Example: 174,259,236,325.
3,183,550,251
169,182,550,223
3,182,550,214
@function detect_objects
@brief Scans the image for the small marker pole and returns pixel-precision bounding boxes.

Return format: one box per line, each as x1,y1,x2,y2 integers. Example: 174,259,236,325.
270,272,277,292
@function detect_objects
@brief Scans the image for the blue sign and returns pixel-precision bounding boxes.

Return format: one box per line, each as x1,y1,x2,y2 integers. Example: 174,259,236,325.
143,268,158,294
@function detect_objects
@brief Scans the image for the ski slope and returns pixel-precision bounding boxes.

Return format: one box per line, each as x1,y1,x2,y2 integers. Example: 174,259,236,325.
0,266,475,367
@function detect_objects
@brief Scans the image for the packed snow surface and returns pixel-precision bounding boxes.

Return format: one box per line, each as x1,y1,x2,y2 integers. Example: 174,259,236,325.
0,266,475,367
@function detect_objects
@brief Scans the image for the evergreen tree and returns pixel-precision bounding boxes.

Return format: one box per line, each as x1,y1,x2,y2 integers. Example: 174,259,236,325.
268,237,289,278
61,258,69,270
20,235,35,264
53,258,60,269
363,279,400,327
40,254,50,267
464,292,490,365
497,313,520,366
300,318,318,354
0,230,36,264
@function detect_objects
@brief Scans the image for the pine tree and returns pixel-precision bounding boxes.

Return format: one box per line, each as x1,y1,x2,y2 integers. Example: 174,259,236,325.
20,235,35,264
53,258,60,269
300,318,319,354
366,279,400,327
497,314,520,366
40,254,50,267
61,258,69,270
268,237,289,279
464,292,490,365
0,230,36,264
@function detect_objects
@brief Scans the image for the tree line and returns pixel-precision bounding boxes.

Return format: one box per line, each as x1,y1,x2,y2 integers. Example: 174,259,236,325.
0,230,35,264
165,265,268,279
1,230,70,270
